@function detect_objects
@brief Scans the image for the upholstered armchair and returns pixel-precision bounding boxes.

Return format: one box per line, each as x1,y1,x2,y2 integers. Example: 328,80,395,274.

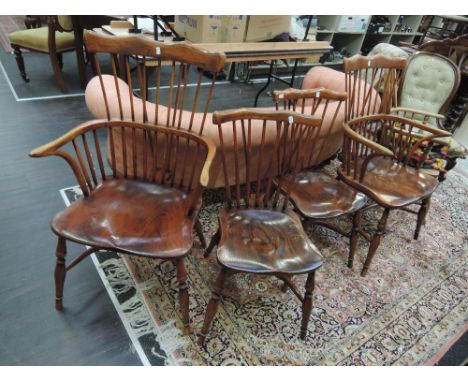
392,51,464,178
8,16,76,92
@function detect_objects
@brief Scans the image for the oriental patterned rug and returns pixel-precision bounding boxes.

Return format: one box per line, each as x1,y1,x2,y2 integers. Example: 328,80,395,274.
61,159,468,366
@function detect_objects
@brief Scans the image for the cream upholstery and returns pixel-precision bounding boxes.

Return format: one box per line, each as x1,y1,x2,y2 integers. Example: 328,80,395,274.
399,54,457,126
368,43,409,59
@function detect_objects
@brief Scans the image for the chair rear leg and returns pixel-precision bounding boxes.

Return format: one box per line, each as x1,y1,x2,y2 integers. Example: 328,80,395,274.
348,210,361,268
48,51,67,92
198,268,228,346
176,258,190,335
55,236,67,310
57,53,63,70
361,208,389,277
195,219,207,249
414,197,431,240
13,46,29,82
300,272,316,340
204,228,221,258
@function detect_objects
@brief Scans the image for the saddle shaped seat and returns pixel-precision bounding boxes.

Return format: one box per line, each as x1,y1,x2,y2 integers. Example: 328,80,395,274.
52,178,196,258
217,208,323,275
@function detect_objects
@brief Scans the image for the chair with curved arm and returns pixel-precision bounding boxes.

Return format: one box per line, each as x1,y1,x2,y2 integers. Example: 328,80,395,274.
392,51,463,179
199,109,323,345
338,115,451,276
8,16,76,92
272,87,367,267
29,120,216,335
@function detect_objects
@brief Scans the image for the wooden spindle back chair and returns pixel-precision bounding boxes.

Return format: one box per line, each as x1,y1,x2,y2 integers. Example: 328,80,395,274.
272,88,367,269
30,119,216,334
273,87,347,167
338,114,451,276
84,31,225,133
199,109,324,345
344,54,407,122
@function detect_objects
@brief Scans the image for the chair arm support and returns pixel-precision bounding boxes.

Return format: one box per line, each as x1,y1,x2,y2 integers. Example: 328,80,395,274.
342,122,394,157
391,107,445,122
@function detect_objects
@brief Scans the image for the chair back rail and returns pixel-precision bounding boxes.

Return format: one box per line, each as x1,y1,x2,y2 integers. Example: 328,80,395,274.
213,109,322,211
29,120,216,199
343,54,406,121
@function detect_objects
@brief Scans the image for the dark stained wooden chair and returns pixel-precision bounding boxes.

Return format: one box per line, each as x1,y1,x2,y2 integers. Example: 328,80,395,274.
9,16,77,92
272,88,367,267
338,114,451,276
29,120,216,335
83,30,226,247
199,109,324,345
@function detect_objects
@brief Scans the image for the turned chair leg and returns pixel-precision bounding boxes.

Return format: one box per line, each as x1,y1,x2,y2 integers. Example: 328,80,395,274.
194,219,207,249
414,197,431,240
48,51,67,93
348,210,361,268
12,46,29,82
55,236,67,310
300,272,316,340
198,268,227,346
204,228,221,258
361,208,389,277
176,258,190,335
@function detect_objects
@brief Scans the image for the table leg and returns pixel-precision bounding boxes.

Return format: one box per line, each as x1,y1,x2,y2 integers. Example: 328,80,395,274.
254,60,275,107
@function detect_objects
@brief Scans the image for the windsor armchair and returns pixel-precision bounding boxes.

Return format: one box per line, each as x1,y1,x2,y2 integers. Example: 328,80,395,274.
83,30,225,245
338,115,451,276
199,109,323,345
273,88,367,265
29,120,216,335
9,16,76,92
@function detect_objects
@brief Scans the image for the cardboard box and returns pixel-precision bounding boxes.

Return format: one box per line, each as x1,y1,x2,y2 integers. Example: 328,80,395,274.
245,16,292,42
337,15,370,32
174,15,247,43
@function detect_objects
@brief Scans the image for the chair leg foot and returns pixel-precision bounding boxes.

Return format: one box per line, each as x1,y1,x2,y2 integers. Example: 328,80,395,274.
176,258,190,335
300,272,315,340
54,237,67,310
204,228,220,258
414,197,430,240
198,268,227,346
361,208,389,277
49,51,67,92
13,46,29,82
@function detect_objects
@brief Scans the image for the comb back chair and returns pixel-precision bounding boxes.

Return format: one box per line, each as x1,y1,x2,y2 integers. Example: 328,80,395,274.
199,109,324,345
272,88,367,267
30,120,216,335
338,114,451,276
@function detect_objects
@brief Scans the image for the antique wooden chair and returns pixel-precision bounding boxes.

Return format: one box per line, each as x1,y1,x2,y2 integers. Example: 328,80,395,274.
199,109,324,345
272,88,367,267
29,120,216,335
9,16,76,92
391,51,462,179
338,115,451,276
83,30,226,246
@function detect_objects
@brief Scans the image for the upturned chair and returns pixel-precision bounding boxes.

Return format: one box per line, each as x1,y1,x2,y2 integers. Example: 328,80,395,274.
83,30,226,246
199,109,324,345
29,120,216,335
272,88,367,266
338,114,451,276
9,16,76,92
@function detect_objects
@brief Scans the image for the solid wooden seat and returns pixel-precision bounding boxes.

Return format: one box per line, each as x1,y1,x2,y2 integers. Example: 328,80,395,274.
217,208,323,274
288,171,367,219
52,179,194,258
342,156,438,209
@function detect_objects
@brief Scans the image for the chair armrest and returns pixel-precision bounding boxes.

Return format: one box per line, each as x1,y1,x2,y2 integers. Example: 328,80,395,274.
391,107,445,123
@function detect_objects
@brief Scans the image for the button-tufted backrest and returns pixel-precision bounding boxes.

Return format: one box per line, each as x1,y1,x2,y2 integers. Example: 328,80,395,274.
399,52,459,126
